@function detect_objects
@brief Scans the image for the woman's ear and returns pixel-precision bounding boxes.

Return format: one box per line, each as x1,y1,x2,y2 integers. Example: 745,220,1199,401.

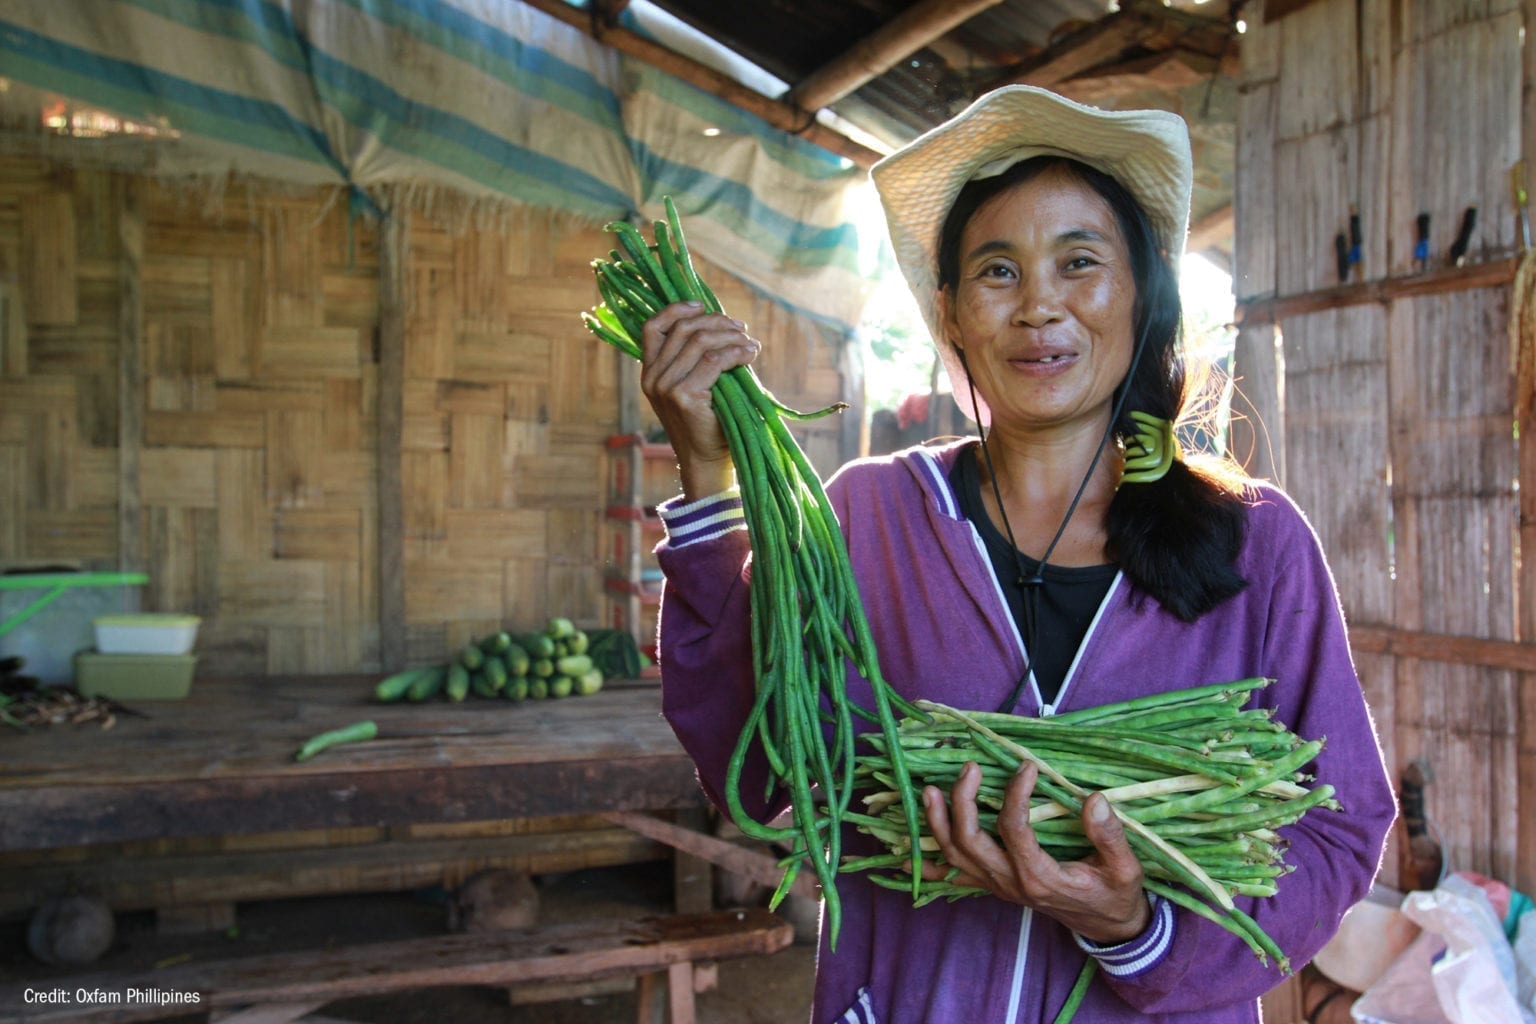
937,287,963,353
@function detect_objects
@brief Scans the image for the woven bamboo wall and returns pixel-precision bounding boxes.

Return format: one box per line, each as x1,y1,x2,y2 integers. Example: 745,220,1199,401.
0,158,847,676
1235,0,1531,894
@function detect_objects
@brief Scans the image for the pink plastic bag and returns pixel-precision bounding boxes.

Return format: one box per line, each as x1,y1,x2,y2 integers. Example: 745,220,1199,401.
1351,874,1535,1024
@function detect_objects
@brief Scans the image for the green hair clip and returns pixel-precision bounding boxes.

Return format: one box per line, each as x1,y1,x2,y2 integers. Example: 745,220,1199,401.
1121,411,1179,485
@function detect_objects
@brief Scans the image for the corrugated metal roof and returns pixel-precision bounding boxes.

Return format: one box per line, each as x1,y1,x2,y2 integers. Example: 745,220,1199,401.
637,0,1237,255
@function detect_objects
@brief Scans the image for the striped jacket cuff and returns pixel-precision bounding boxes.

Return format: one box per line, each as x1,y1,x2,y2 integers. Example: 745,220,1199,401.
1073,895,1174,978
658,488,746,548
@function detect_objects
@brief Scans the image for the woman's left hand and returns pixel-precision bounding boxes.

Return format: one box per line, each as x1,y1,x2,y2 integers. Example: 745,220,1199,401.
922,761,1151,944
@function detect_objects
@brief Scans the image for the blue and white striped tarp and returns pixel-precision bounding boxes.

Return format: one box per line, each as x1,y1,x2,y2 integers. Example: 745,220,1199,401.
0,0,874,332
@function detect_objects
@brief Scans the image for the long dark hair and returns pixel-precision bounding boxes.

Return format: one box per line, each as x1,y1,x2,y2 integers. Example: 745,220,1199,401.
936,155,1248,622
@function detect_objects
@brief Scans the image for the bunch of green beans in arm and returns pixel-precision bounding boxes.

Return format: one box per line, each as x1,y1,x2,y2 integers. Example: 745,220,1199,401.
578,197,928,949
843,677,1343,978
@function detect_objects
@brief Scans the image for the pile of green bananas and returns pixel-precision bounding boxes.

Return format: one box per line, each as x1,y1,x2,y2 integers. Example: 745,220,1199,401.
374,618,606,703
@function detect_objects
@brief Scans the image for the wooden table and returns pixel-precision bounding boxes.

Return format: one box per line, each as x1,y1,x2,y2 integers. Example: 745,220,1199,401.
0,675,707,854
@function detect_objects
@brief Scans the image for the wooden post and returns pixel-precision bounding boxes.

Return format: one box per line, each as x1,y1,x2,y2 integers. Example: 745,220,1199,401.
377,208,408,670
117,177,145,587
515,0,883,168
785,0,1006,111
1518,0,1536,902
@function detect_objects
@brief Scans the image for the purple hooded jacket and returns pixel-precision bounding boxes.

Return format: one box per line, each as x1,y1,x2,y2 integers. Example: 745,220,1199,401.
654,440,1395,1023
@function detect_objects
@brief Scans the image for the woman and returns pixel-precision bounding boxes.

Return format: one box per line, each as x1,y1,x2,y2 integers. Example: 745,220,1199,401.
640,86,1395,1023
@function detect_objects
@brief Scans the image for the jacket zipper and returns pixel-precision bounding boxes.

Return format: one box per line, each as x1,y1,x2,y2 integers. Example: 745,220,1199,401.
959,517,1126,1021
1039,572,1123,716
959,520,1037,1020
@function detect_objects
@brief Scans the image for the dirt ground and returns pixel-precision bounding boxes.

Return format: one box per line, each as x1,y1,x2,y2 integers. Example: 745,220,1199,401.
0,862,818,1023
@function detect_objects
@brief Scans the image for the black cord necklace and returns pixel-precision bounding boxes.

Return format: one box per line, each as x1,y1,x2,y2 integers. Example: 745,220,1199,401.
957,320,1152,713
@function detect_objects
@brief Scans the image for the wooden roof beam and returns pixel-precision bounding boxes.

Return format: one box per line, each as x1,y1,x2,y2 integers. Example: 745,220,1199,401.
516,0,886,168
994,0,1233,91
784,0,1008,112
1055,48,1225,104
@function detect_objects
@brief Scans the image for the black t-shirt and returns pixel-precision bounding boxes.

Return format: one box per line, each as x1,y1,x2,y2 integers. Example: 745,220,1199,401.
950,446,1117,707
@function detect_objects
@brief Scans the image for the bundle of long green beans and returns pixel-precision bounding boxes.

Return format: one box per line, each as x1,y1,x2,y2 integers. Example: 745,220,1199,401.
580,198,925,948
843,677,1340,977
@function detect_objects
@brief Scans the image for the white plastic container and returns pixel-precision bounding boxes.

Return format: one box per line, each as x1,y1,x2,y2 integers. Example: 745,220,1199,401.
93,614,201,655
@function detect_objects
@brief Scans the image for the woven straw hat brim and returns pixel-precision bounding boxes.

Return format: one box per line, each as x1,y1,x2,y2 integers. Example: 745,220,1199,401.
870,85,1193,423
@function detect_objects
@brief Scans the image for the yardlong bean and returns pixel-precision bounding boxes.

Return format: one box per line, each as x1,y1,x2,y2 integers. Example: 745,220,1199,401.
580,197,923,948
844,678,1340,982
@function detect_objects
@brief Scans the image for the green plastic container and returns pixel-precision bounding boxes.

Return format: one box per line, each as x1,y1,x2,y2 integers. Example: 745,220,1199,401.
74,652,197,701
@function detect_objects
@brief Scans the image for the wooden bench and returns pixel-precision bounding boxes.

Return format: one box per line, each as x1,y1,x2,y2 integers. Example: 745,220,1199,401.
2,908,794,1024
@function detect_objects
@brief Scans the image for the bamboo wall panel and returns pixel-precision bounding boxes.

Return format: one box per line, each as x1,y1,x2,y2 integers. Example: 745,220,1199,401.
1391,4,1521,274
1236,0,1530,892
1390,287,1519,881
0,156,848,679
1274,305,1394,624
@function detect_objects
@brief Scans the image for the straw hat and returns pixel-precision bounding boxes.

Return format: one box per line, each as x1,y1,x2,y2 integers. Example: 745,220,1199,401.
870,85,1193,422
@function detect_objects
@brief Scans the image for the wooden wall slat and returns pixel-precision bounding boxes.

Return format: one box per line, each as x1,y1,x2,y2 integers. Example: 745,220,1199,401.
1517,0,1536,903
1279,307,1395,622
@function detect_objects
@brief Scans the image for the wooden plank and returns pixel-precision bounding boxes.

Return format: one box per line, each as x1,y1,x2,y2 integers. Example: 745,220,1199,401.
0,828,668,917
1237,256,1519,324
1273,127,1357,298
0,909,792,1022
785,0,1005,109
1276,0,1357,139
993,3,1165,89
667,960,696,1024
605,812,819,903
379,210,407,672
1281,306,1393,623
1351,624,1536,672
1,750,702,853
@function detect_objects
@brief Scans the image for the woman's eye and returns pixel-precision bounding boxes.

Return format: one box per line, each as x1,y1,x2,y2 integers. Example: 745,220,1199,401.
979,263,1015,280
1064,256,1098,271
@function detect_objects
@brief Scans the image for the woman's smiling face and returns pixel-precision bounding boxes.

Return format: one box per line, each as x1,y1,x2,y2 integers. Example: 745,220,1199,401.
939,164,1137,435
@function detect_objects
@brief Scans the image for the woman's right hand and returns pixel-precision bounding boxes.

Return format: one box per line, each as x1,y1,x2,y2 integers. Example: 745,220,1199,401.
640,301,762,501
